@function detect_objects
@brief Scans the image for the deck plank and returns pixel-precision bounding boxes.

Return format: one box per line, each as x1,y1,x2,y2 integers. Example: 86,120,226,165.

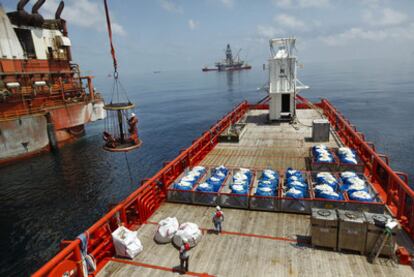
200,109,340,171
98,109,411,276
98,203,412,277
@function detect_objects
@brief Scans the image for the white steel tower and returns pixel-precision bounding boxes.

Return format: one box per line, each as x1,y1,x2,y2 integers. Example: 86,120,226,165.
268,37,307,121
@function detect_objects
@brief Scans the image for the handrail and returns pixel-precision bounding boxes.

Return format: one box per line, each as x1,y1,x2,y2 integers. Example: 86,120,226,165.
321,99,414,198
33,98,414,276
321,99,414,238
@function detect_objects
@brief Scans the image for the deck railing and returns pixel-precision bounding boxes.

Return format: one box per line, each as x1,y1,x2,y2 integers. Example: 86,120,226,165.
32,98,414,276
320,99,414,239
32,101,248,276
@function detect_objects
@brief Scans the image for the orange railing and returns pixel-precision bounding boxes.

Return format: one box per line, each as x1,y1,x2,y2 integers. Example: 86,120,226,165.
32,101,248,276
320,99,414,238
32,98,414,276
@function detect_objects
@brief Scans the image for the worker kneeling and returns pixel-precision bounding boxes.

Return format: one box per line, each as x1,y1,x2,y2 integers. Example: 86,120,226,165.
213,206,224,234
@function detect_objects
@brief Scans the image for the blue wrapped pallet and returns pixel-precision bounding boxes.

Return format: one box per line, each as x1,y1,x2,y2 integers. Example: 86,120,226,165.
220,168,252,209
311,145,338,171
337,147,364,172
313,172,344,201
250,169,278,211
281,169,311,214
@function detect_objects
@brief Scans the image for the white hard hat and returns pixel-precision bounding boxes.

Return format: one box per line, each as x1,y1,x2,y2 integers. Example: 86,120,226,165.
216,206,221,211
131,113,136,117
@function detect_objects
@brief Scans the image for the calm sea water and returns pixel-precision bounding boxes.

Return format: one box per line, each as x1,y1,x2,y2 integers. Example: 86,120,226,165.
0,58,413,276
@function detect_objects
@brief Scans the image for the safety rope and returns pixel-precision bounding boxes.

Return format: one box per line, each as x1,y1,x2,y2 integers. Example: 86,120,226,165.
124,152,134,187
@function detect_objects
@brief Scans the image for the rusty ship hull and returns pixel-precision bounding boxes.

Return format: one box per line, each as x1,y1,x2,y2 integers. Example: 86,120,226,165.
0,3,105,165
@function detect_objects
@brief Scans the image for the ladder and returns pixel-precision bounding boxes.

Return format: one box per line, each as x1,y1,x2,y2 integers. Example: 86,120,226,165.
368,227,398,264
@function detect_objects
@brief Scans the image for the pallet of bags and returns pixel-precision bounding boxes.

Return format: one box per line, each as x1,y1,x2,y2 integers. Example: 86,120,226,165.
280,168,312,214
220,168,253,209
311,172,347,210
310,145,338,171
336,147,364,172
167,166,206,203
250,169,279,211
193,165,229,206
340,171,385,213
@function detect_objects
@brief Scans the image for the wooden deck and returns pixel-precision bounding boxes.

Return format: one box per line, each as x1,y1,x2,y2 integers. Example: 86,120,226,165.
98,109,413,276
200,109,342,170
98,202,412,277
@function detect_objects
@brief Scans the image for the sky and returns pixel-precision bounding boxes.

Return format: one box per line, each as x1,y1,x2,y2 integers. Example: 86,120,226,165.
2,0,414,76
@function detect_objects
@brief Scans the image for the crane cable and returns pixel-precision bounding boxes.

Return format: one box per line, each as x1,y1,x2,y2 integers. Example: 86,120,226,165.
103,0,134,186
103,0,118,78
103,0,131,104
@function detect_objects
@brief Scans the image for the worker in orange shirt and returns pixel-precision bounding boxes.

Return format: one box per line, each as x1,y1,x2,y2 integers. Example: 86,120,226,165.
128,113,139,145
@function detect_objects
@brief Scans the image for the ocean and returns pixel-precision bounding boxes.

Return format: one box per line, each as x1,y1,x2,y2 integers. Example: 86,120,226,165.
0,58,413,276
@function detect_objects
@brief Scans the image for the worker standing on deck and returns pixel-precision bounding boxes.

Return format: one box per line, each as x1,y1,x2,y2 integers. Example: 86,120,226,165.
179,239,190,273
213,206,224,234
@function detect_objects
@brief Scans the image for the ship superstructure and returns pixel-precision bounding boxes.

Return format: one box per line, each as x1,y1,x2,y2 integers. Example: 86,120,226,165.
0,1,105,164
202,44,252,72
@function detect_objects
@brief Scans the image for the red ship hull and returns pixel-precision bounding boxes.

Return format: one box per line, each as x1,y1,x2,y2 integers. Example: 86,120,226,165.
33,97,414,276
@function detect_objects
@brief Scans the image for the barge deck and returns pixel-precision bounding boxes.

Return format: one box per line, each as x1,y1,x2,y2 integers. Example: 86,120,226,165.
33,100,414,277
98,202,412,277
200,108,341,170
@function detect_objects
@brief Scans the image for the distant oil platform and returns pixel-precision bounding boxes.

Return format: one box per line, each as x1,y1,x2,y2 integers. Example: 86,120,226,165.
202,44,252,72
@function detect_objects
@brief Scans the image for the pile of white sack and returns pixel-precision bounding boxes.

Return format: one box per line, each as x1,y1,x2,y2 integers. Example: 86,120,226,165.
154,217,202,248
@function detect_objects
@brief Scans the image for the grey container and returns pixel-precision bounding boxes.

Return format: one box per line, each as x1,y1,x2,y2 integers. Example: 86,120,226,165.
311,208,338,250
364,212,396,257
337,209,367,254
312,119,330,142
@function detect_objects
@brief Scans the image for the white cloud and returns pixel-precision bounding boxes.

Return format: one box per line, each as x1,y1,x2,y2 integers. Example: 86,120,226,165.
219,0,235,8
274,14,306,30
257,25,285,38
159,0,183,14
273,0,329,8
43,0,126,36
188,19,199,30
363,8,407,27
321,23,414,46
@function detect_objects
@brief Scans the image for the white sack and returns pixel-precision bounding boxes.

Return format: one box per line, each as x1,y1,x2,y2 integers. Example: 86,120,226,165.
154,217,179,244
112,226,143,259
172,222,202,248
